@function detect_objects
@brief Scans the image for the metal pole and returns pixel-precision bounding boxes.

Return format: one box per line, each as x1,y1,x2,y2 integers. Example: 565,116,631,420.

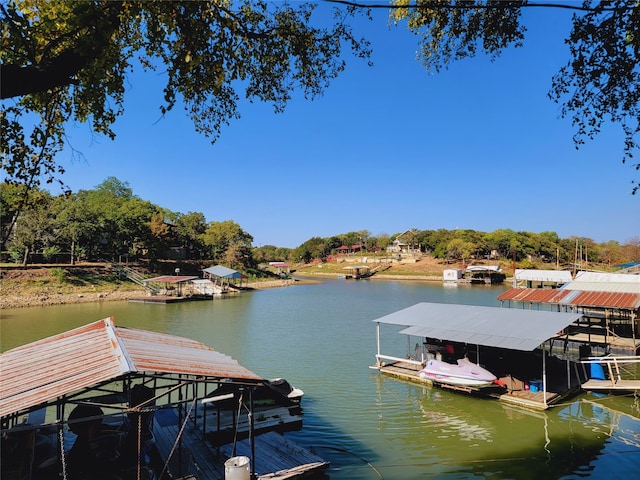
250,387,256,480
542,345,547,409
376,322,381,366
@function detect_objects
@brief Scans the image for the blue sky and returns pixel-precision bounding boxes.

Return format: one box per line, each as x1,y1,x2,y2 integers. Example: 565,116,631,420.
53,3,637,248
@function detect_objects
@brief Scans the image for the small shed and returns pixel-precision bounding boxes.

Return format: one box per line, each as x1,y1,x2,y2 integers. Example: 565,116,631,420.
443,269,463,282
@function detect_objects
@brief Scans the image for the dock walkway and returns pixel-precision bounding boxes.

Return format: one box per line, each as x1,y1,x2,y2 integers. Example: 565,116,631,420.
153,415,328,480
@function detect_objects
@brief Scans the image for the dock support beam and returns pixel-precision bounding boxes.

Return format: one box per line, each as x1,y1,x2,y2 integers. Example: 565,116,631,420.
376,322,381,366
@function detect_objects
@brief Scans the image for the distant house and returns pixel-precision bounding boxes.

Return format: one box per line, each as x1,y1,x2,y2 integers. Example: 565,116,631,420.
269,261,290,275
387,230,420,254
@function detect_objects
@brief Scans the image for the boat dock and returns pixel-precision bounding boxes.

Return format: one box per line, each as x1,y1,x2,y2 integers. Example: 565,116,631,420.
371,303,589,411
153,417,329,480
128,294,214,304
579,355,640,392
371,359,579,411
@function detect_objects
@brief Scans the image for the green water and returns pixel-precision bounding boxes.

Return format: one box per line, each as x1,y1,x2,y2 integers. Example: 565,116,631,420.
2,278,639,479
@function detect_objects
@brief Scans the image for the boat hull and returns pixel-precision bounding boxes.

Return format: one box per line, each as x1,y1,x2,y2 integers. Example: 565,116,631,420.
418,358,497,388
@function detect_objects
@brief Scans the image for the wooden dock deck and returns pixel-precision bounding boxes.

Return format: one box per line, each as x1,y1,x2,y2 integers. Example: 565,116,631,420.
579,355,640,392
129,295,213,304
582,378,640,391
371,360,579,411
153,414,328,480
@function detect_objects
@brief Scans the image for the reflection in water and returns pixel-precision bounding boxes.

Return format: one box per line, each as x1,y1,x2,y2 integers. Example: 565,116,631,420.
2,280,639,479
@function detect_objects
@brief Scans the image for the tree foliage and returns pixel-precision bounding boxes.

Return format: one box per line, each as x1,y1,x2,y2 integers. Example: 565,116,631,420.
389,0,639,192
0,0,371,235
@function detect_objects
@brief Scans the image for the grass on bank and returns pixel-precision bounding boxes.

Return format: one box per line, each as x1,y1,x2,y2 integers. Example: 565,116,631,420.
1,266,146,297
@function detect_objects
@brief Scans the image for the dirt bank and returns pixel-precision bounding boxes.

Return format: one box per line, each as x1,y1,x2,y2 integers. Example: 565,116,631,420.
0,266,310,310
0,289,147,310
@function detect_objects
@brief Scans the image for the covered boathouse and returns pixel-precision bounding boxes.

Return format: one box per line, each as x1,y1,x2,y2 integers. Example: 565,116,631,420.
497,271,640,356
0,318,328,480
371,302,585,410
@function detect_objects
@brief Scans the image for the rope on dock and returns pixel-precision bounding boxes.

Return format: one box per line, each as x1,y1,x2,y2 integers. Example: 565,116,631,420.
311,445,383,479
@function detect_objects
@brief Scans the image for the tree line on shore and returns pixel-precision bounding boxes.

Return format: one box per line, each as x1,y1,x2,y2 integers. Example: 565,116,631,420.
2,177,638,271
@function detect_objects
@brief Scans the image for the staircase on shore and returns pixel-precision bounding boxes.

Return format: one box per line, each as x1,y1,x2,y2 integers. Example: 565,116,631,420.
110,263,160,295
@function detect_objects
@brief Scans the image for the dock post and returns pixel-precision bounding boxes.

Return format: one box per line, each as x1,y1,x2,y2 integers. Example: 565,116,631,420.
376,323,381,366
250,387,256,480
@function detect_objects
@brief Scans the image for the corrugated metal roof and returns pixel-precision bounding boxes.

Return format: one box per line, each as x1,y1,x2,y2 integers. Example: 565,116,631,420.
497,288,570,304
514,269,573,283
466,265,501,272
0,318,262,418
373,302,582,352
497,287,640,309
564,271,640,293
203,265,243,279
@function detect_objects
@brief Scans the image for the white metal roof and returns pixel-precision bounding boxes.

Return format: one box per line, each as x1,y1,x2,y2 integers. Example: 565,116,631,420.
373,302,582,352
564,271,640,293
203,265,243,279
514,269,573,283
466,265,502,272
0,318,262,418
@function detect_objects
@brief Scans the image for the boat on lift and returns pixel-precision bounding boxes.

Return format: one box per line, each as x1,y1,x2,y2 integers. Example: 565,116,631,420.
419,357,498,388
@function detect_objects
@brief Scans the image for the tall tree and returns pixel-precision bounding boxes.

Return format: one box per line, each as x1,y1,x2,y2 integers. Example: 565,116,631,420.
173,211,208,259
6,189,55,265
53,191,98,264
202,219,254,263
387,0,639,192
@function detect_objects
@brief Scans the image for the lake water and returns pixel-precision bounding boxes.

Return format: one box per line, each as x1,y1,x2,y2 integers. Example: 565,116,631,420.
2,278,639,479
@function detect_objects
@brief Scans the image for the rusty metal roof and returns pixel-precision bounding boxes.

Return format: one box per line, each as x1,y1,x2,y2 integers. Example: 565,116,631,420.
497,287,640,309
0,318,262,418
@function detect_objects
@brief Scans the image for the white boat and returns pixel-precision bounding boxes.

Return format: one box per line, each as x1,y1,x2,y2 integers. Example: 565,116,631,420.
419,357,498,387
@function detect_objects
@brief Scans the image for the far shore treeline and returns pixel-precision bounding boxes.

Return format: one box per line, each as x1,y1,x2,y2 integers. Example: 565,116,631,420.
1,177,638,271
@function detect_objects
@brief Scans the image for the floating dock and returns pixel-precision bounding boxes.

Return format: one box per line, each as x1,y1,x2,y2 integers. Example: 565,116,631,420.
371,360,580,411
153,419,328,480
580,355,640,392
128,294,213,304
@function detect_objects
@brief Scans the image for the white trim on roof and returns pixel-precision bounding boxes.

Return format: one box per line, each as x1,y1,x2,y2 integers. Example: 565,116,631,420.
514,269,572,283
564,271,640,293
372,302,582,351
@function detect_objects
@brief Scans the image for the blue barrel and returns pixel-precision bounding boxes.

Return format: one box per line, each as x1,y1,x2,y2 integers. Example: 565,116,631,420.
590,363,606,380
529,379,541,392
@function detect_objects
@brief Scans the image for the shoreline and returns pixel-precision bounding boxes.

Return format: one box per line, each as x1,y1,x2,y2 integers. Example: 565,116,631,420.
0,278,309,310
